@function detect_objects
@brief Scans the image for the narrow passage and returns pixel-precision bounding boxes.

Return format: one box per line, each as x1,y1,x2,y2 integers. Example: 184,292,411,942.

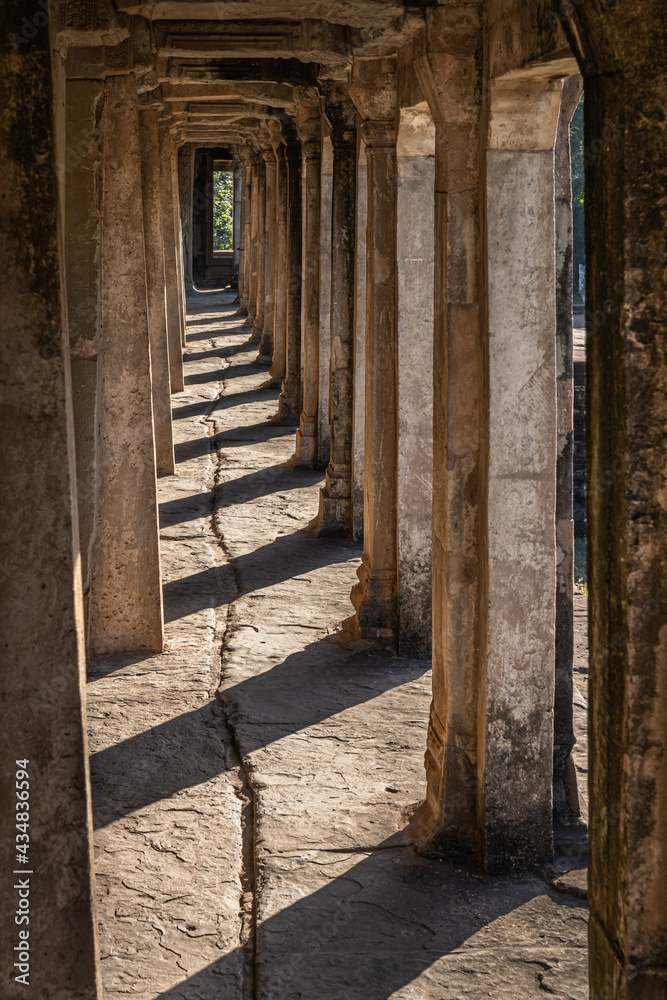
89,293,589,1000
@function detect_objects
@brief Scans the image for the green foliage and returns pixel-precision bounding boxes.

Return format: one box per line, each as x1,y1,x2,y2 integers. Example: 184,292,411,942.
213,170,233,252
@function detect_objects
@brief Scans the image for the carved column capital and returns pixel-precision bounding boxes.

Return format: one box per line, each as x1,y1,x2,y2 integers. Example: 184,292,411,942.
360,119,397,149
349,57,397,123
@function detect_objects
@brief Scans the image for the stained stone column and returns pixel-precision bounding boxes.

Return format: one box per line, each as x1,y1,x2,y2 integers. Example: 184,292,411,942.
317,134,333,471
414,10,560,873
267,131,288,388
233,156,242,288
349,61,399,641
484,75,563,871
250,156,267,344
293,99,322,467
89,74,163,656
414,14,487,865
178,143,194,293
139,98,174,476
159,117,184,393
396,105,435,658
256,148,276,363
247,157,260,327
242,150,253,313
553,74,585,857
317,91,357,537
0,16,101,995
353,139,367,543
171,140,187,348
275,131,302,425
63,78,103,598
574,16,667,993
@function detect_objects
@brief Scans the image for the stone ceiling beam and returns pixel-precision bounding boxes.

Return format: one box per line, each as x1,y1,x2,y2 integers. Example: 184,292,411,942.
114,1,406,30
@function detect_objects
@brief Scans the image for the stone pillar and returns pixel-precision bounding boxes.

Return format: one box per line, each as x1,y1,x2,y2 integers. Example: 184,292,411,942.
0,17,101,995
171,140,187,348
89,74,163,656
414,14,487,865
353,138,367,543
349,60,399,642
240,150,252,313
233,155,242,288
553,74,585,857
396,104,435,658
159,117,184,392
247,157,259,327
293,93,322,467
178,143,194,293
317,90,357,538
267,130,288,388
414,11,560,872
63,78,102,597
317,133,333,471
256,148,276,363
275,131,302,425
484,75,562,871
577,23,667,994
139,98,174,476
250,155,266,344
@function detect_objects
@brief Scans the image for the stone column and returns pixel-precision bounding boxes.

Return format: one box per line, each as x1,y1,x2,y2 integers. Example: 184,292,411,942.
293,93,322,467
240,150,252,313
139,98,174,476
256,148,276,363
178,143,194,293
267,129,288,388
317,89,357,537
171,140,187,348
414,10,560,873
247,156,259,327
159,117,184,392
62,78,102,598
317,133,333,471
250,155,266,344
353,138,367,543
89,74,163,656
0,18,101,995
396,104,435,658
553,74,585,857
484,75,563,872
275,130,302,425
349,60,399,642
414,14,487,865
233,155,242,288
577,21,667,993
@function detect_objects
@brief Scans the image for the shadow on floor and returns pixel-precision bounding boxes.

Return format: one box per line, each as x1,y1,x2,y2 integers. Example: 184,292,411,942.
90,636,429,825
151,833,585,1000
174,420,293,462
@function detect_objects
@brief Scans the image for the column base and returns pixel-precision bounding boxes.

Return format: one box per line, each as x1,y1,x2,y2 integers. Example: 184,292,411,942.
293,415,318,467
253,352,272,366
247,317,263,344
553,817,588,864
350,554,397,645
271,406,299,426
261,375,284,390
313,470,353,537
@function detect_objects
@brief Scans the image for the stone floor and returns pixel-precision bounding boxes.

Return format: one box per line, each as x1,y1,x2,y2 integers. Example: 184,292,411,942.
88,291,590,1000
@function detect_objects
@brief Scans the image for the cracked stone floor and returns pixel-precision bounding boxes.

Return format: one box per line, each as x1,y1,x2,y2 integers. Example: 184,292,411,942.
88,291,590,1000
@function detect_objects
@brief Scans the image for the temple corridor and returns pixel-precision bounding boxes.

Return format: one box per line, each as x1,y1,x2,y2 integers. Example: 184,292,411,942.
89,293,588,999
2,2,666,998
